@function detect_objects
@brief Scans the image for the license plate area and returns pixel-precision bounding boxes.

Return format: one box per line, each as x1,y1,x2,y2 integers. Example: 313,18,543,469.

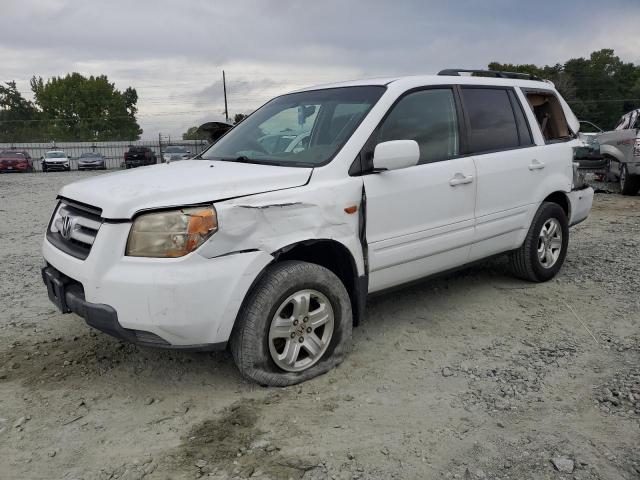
42,266,71,313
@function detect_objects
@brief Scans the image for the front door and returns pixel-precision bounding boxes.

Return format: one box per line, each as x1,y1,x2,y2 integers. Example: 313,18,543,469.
363,88,477,292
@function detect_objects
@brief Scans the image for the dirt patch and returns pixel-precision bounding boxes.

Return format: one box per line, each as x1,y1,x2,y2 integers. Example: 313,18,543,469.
163,398,321,480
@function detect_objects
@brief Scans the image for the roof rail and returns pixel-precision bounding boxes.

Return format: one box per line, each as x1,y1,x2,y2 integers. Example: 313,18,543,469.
438,69,543,82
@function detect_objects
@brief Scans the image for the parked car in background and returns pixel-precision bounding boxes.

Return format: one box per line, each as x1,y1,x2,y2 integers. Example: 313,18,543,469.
0,150,33,173
42,150,70,172
41,70,594,386
596,109,640,195
124,146,157,169
78,152,107,170
162,146,191,163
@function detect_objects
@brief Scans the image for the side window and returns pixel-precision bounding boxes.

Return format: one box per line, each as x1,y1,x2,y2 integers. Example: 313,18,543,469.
508,90,533,146
524,91,571,142
461,87,520,153
377,89,459,165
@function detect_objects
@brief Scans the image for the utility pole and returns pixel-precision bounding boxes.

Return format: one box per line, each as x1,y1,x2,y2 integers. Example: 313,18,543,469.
223,70,229,123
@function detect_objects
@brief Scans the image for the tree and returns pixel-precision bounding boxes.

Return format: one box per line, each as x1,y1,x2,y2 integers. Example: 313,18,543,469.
0,81,42,142
489,49,640,129
233,113,248,124
182,126,208,140
30,73,142,141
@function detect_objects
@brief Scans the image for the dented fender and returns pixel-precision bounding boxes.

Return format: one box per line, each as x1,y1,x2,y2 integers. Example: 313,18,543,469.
197,177,367,276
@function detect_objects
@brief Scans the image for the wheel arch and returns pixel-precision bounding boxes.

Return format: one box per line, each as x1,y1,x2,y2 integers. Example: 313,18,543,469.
271,239,367,326
542,191,570,219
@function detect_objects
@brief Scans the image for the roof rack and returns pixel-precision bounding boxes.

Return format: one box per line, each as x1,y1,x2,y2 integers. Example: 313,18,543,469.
438,69,543,82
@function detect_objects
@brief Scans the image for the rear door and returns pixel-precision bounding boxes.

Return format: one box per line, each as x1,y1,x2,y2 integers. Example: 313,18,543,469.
363,87,477,292
459,86,554,260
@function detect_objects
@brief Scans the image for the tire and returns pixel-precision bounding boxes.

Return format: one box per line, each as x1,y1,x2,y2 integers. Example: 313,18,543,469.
230,260,352,386
620,164,640,195
42,165,47,173
510,202,569,282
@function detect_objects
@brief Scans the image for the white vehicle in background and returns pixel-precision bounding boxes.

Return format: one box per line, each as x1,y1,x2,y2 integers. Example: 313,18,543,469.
41,150,71,172
596,109,640,195
162,146,192,163
41,69,593,386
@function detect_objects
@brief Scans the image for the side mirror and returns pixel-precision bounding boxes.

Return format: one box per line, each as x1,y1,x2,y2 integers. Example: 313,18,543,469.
373,140,420,172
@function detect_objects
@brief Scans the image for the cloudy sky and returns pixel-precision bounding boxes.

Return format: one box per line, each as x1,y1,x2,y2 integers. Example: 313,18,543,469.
2,0,639,139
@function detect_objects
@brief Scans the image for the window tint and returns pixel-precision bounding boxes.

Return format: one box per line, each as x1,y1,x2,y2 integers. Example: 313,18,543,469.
377,89,459,164
461,88,519,153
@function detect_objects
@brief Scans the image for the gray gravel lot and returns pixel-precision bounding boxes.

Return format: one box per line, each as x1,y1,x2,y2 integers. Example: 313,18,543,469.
0,171,639,479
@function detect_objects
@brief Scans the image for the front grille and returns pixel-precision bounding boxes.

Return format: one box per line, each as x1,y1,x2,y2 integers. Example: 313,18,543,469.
46,199,103,260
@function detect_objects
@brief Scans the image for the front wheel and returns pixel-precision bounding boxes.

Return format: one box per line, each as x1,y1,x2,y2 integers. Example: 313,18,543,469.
510,202,569,282
620,164,640,195
230,261,352,386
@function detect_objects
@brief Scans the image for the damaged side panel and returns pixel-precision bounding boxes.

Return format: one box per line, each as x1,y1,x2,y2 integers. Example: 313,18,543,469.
197,177,367,277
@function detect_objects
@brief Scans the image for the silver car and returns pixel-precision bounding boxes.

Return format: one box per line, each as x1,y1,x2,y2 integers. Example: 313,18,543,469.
78,152,106,170
597,109,640,195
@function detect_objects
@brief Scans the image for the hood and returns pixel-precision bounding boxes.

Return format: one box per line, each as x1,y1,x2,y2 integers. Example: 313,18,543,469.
45,157,69,162
58,159,312,219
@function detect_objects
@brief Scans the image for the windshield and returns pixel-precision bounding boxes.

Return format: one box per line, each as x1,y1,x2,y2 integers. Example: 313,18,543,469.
46,152,66,158
80,152,100,158
200,86,385,166
165,146,188,153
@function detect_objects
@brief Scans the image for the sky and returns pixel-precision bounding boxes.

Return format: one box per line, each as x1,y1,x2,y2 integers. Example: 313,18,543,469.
1,0,639,139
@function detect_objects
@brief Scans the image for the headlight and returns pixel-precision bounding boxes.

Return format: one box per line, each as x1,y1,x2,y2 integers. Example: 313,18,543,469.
126,205,217,257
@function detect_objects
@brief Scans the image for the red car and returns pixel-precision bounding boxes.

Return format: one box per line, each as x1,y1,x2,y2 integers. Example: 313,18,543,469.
0,150,33,173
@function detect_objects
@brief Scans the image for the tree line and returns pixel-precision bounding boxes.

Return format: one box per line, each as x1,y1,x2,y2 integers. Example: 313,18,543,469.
0,73,142,142
489,49,640,130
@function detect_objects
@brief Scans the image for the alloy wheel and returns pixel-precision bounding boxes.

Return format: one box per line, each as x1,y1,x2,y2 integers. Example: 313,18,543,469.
268,289,334,372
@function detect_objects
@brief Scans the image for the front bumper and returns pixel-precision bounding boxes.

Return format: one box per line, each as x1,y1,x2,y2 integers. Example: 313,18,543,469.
42,266,225,350
44,162,70,170
568,186,594,227
78,163,105,170
42,222,273,347
627,162,640,175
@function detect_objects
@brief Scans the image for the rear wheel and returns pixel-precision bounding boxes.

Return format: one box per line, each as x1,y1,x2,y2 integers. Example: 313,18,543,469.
620,164,640,195
231,261,352,386
510,202,569,282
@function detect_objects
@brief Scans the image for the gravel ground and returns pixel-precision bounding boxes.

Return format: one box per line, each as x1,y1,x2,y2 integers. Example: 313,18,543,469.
0,171,639,480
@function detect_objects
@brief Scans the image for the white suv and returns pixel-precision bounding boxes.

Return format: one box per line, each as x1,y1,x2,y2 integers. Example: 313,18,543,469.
42,70,594,385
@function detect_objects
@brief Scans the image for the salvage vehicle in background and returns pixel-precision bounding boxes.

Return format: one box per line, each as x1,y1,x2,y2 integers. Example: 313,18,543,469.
41,150,70,172
41,70,593,386
574,121,606,171
162,146,191,163
124,146,157,169
78,152,107,170
0,150,33,172
597,109,640,195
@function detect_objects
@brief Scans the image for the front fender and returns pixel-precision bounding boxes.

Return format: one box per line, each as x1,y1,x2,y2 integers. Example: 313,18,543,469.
600,144,625,162
198,178,366,276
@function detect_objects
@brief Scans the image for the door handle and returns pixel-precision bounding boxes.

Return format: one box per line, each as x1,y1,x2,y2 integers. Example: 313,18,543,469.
449,173,474,186
528,160,545,170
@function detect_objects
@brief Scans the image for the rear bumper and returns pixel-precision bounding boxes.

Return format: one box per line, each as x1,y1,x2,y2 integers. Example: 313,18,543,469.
568,186,594,227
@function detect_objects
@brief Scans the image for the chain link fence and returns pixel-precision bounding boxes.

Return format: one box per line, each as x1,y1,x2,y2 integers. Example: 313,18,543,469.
0,139,209,172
